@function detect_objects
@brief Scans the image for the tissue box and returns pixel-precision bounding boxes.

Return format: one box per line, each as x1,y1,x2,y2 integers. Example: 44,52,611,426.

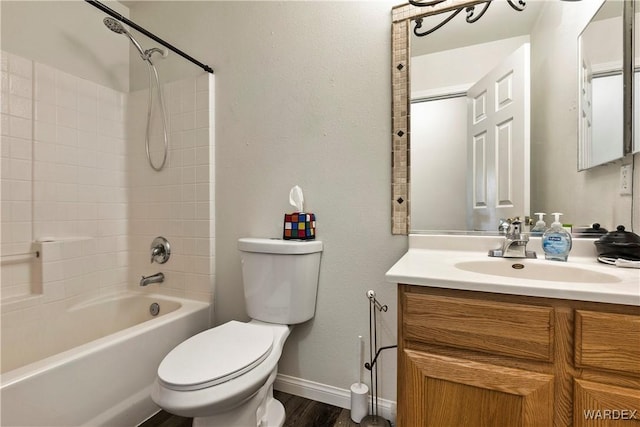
283,212,316,240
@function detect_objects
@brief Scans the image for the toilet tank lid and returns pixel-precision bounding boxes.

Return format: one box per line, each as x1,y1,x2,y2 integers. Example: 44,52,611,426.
238,238,323,254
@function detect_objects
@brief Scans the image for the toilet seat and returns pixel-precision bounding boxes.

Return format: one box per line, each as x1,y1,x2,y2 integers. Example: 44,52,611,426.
158,321,274,392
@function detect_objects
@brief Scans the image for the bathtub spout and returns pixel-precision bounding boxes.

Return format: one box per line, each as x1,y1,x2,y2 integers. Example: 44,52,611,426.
140,272,164,286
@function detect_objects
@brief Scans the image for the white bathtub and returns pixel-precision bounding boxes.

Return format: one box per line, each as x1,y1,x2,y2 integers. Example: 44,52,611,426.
0,292,210,426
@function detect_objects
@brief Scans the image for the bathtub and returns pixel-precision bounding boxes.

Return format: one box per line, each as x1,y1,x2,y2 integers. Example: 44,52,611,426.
1,292,210,426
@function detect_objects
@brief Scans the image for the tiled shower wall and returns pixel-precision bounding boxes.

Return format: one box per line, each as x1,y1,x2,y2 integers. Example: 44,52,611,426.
1,51,128,303
128,74,215,302
1,52,36,299
1,51,214,316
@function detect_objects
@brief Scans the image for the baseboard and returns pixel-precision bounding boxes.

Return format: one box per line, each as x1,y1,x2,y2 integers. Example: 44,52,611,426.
274,374,396,425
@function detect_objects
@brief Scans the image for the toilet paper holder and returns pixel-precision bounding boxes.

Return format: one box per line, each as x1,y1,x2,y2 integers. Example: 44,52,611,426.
360,290,396,427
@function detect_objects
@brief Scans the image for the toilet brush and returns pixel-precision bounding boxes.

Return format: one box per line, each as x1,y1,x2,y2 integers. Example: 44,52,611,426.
350,335,369,422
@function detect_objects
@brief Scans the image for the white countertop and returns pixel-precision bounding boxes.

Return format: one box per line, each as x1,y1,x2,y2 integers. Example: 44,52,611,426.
385,234,640,306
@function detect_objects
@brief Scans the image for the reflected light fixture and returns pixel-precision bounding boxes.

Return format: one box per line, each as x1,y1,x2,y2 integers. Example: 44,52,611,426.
409,0,526,37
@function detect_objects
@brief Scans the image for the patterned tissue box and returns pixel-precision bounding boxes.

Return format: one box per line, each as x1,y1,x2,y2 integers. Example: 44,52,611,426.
283,212,316,240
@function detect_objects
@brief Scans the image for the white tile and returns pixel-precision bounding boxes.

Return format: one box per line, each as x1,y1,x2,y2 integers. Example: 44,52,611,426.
183,111,196,131
170,112,184,133
182,82,196,113
34,121,56,143
55,71,77,102
56,183,78,202
195,202,209,220
195,91,209,111
195,128,209,147
10,181,32,201
77,78,97,98
1,113,10,136
195,109,209,129
183,129,196,149
1,71,9,95
10,137,32,160
35,76,56,104
9,54,32,79
78,110,98,133
9,95,32,119
10,221,31,243
55,89,77,110
9,116,32,140
35,101,57,124
56,125,77,146
1,88,9,114
56,106,77,129
77,95,97,117
182,148,196,166
10,158,31,181
1,52,9,73
33,141,55,164
195,183,208,202
9,75,32,99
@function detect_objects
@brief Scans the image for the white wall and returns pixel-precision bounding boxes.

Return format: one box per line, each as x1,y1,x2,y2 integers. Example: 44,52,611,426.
0,1,130,92
127,0,404,404
530,1,634,231
411,35,529,98
411,97,468,231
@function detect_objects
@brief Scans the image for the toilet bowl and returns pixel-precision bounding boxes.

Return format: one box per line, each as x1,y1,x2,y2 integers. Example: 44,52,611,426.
151,320,291,426
151,238,323,427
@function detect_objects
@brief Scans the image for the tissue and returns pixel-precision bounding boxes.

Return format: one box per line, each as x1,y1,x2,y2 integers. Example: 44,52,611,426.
283,186,316,240
289,185,304,212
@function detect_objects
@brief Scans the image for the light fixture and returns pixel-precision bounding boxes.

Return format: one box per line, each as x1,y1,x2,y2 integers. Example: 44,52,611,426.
409,0,527,37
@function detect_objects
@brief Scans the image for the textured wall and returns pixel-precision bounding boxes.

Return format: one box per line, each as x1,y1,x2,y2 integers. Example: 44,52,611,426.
0,1,130,92
530,1,634,231
128,1,404,403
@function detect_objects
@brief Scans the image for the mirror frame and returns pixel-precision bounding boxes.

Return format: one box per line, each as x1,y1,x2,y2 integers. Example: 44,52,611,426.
390,0,635,235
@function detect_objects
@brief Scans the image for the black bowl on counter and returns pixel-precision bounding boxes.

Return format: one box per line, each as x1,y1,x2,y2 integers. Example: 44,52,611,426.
594,225,640,262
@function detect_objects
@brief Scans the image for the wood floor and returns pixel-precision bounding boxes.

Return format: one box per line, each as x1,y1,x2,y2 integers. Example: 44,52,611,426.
139,390,360,427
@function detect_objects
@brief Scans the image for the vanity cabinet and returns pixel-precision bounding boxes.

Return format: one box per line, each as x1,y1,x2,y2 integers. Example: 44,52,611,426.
397,285,640,427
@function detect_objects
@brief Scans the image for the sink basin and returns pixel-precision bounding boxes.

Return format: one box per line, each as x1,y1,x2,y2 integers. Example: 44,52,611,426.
455,260,622,284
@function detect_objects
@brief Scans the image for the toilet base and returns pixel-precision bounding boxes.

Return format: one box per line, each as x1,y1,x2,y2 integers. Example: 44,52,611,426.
261,392,286,427
192,371,284,427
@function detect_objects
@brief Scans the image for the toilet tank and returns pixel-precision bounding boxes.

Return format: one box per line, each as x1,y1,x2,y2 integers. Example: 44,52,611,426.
238,238,322,324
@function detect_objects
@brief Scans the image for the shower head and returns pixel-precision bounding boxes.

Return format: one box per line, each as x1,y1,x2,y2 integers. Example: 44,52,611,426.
103,17,147,60
103,17,127,34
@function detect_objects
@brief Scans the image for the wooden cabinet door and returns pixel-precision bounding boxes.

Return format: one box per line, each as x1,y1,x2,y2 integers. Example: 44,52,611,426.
574,379,640,427
398,349,554,427
575,310,640,375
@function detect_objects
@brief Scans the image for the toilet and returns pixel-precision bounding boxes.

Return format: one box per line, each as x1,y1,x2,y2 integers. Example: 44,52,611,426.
151,238,323,427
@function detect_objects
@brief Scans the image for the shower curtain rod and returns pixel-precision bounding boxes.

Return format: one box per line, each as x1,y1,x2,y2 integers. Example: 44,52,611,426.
84,0,214,74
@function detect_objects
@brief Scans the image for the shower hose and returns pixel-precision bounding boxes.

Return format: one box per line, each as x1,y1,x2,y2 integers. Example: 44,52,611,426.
144,59,169,171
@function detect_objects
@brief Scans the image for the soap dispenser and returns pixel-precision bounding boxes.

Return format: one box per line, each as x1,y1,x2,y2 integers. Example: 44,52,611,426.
542,213,572,261
530,213,547,236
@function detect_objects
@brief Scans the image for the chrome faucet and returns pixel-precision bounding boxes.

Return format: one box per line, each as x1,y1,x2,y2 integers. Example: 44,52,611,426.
150,236,171,264
140,272,164,286
489,220,537,259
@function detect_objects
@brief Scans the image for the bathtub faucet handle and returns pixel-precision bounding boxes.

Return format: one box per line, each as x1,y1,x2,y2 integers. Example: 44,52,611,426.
150,236,171,264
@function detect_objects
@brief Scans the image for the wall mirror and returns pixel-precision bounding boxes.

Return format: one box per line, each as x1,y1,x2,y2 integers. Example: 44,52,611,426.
391,0,634,235
635,0,640,155
578,1,625,170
